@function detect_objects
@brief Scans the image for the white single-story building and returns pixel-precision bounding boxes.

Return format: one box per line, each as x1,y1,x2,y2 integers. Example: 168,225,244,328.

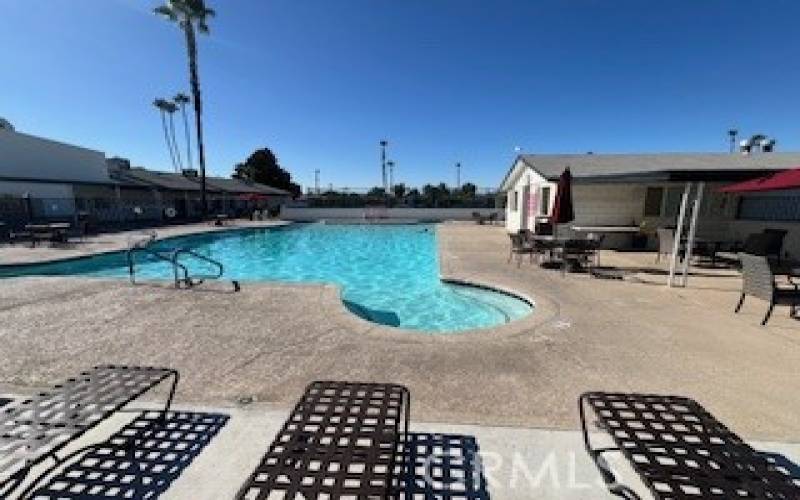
499,152,800,256
0,122,109,217
0,123,291,226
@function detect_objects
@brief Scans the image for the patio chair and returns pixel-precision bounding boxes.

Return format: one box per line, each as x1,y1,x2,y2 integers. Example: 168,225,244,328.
762,228,788,262
235,381,410,500
735,253,800,325
0,365,179,498
557,235,602,276
580,392,800,500
508,232,537,267
472,211,486,224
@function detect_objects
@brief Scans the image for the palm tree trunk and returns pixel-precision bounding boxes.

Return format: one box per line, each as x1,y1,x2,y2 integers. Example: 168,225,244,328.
168,112,183,171
180,103,193,170
185,22,207,218
160,111,178,172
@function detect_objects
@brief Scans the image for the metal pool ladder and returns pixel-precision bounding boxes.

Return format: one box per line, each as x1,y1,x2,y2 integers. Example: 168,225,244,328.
126,232,240,292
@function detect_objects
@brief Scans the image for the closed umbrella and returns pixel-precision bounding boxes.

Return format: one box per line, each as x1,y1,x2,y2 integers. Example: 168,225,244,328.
551,167,574,227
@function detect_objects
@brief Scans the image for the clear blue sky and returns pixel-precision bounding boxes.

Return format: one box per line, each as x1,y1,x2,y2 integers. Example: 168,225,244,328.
2,0,799,190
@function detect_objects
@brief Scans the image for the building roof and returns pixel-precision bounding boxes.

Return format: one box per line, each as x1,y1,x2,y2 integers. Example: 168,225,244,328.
110,167,216,192
500,152,800,191
205,177,291,196
110,167,290,196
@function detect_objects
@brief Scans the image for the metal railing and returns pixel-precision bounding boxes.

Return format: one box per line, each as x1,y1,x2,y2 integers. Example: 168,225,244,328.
126,236,239,291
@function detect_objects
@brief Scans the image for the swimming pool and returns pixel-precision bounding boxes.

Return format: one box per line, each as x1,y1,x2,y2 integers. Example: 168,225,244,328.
0,224,533,333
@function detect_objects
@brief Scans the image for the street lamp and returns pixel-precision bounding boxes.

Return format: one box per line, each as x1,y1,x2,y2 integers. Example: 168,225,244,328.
728,128,738,153
380,140,388,191
387,161,395,194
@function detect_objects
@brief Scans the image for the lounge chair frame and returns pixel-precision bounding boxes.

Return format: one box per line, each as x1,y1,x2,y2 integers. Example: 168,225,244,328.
579,391,799,500
236,380,410,500
0,365,179,497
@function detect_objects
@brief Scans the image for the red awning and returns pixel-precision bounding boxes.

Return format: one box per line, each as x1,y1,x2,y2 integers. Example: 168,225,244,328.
239,193,269,201
718,168,800,193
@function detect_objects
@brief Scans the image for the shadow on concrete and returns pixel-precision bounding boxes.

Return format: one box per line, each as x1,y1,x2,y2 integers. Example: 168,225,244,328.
400,432,491,499
29,411,228,499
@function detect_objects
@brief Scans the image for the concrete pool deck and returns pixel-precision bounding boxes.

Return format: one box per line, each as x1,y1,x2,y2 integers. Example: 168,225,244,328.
6,401,798,500
0,220,289,266
1,221,799,498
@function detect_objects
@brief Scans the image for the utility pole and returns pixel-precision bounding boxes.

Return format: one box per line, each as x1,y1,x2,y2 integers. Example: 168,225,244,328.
314,169,320,194
728,128,738,153
379,140,388,191
456,162,462,189
387,160,395,194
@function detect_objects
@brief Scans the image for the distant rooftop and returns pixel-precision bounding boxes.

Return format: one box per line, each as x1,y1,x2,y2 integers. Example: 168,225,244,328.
109,166,290,196
501,152,800,190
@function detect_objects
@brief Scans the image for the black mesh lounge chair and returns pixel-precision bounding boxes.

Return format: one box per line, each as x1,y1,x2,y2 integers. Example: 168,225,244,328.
236,380,410,500
580,392,800,500
0,365,179,498
735,253,800,325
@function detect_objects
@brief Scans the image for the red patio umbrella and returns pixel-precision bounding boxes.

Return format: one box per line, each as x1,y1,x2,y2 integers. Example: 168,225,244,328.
718,167,800,193
551,167,574,224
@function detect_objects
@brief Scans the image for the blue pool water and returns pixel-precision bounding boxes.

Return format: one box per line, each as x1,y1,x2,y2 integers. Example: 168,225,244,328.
0,224,532,332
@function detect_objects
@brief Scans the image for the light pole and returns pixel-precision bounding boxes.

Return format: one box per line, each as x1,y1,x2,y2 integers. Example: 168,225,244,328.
380,140,388,191
728,128,738,153
387,160,395,194
456,162,462,189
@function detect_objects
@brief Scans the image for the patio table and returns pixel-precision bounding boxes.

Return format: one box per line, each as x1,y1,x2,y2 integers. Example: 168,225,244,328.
685,236,741,267
24,223,71,247
771,259,800,283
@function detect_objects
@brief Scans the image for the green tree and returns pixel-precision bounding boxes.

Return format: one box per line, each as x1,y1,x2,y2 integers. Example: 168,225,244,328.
155,0,215,217
153,98,180,172
233,148,301,196
460,182,477,197
393,182,407,199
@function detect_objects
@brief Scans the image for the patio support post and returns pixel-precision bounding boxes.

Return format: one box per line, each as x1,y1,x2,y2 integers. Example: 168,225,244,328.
680,182,705,287
668,182,692,287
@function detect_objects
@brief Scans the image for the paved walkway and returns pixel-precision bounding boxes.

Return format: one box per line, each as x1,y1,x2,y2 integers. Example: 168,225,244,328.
1,223,799,442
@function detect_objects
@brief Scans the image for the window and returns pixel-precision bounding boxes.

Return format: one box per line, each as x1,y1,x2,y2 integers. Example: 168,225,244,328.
737,194,800,221
663,187,685,217
644,187,664,216
509,190,518,212
540,187,551,215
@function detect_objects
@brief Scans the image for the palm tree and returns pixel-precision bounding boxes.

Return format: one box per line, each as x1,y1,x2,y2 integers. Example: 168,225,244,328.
153,98,179,172
165,100,183,171
174,92,193,170
155,0,215,218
